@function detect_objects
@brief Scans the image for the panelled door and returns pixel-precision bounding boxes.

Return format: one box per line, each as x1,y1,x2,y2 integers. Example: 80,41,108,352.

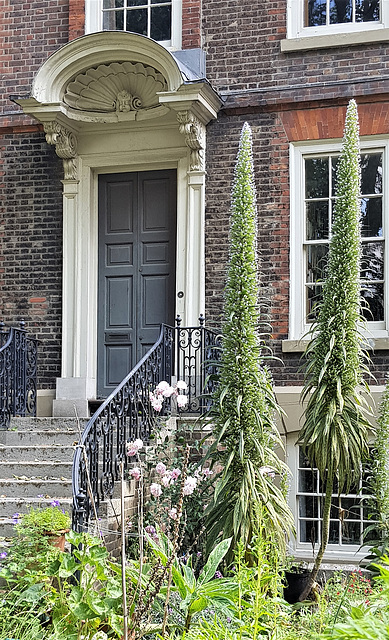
97,170,177,397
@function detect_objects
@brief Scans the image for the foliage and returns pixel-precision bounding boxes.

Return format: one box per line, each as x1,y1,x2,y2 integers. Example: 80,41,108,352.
0,600,46,640
298,99,372,599
0,529,124,639
318,560,389,640
143,533,238,634
363,374,389,569
16,504,71,535
206,121,293,558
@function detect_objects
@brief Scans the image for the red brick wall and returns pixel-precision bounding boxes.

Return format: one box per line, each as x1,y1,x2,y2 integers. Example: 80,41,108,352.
69,0,84,40
182,0,201,49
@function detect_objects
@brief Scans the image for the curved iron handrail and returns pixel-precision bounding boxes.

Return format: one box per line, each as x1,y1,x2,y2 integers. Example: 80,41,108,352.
72,317,222,532
72,323,174,531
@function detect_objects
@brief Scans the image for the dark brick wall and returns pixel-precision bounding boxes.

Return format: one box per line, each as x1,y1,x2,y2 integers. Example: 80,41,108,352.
0,132,63,389
0,0,69,128
202,0,388,100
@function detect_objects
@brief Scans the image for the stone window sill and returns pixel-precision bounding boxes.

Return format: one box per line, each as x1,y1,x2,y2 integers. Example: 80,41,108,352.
282,337,389,353
281,28,389,53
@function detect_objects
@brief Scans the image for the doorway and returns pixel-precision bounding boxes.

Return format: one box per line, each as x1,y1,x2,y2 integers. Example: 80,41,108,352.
97,170,177,397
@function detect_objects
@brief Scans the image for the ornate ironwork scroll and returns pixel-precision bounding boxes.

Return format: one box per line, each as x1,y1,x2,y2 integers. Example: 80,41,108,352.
72,319,221,532
0,322,38,429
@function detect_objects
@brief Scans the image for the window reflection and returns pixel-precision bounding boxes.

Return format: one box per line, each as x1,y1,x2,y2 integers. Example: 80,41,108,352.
305,0,380,26
304,150,384,323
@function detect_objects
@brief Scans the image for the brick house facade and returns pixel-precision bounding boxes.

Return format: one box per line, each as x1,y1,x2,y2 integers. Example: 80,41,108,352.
1,0,389,561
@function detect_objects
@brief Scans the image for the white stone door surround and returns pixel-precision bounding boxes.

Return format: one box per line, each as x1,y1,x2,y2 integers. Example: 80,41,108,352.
16,32,221,416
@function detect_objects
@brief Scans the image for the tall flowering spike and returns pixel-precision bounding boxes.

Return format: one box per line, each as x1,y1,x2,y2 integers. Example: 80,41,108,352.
298,99,373,600
372,376,389,527
207,123,293,557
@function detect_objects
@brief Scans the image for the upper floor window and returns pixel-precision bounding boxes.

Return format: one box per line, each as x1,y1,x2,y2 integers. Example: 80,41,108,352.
284,0,389,45
289,139,388,341
306,0,380,28
85,0,182,49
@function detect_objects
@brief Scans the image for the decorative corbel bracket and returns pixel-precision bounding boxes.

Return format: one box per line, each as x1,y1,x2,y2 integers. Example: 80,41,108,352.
177,111,205,172
44,121,78,180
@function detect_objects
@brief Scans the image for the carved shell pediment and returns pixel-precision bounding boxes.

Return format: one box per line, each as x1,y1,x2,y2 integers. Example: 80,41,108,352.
63,61,167,113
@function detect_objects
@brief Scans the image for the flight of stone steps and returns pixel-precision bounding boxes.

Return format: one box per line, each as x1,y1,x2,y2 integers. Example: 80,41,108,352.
0,417,86,540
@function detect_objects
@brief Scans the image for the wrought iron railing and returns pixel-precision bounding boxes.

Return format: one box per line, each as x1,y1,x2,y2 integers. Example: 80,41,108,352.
0,321,38,429
72,316,221,532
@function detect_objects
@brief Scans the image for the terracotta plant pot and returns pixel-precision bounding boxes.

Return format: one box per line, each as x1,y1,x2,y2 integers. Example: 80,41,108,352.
43,529,70,552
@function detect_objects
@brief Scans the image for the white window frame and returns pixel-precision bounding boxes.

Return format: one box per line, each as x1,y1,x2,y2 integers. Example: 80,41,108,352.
289,137,389,342
287,434,374,563
85,0,182,50
286,0,389,39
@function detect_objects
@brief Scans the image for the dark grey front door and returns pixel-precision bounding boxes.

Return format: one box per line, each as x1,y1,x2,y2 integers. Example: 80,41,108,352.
97,170,177,397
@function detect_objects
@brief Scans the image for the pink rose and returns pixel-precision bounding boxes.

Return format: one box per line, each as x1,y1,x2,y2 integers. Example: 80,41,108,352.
130,466,141,481
171,468,181,480
176,394,188,408
168,508,178,520
183,476,197,496
150,483,162,497
155,462,167,476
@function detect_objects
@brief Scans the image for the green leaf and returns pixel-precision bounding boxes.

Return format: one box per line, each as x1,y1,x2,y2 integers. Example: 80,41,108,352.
198,537,232,585
72,601,99,620
188,595,208,614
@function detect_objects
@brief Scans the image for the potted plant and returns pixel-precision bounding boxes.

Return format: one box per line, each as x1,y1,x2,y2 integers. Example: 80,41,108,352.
283,559,311,604
15,503,71,551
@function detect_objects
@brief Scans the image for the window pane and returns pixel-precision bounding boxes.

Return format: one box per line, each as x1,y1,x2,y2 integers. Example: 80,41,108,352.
103,0,124,7
329,496,339,519
330,156,340,196
330,0,352,23
355,0,380,22
361,241,384,281
126,8,148,34
300,520,319,543
306,0,327,26
361,153,383,194
306,244,328,282
299,469,316,493
306,201,329,240
299,448,313,468
127,0,147,6
305,158,329,198
103,9,124,29
306,284,323,321
361,198,382,238
329,520,340,544
151,5,171,40
151,0,170,3
341,497,361,519
299,495,319,518
361,282,384,321
342,521,361,545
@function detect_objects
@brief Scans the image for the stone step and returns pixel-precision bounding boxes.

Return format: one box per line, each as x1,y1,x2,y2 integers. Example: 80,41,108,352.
0,429,79,446
0,496,72,518
0,461,73,478
0,444,75,462
0,478,72,498
8,416,88,431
